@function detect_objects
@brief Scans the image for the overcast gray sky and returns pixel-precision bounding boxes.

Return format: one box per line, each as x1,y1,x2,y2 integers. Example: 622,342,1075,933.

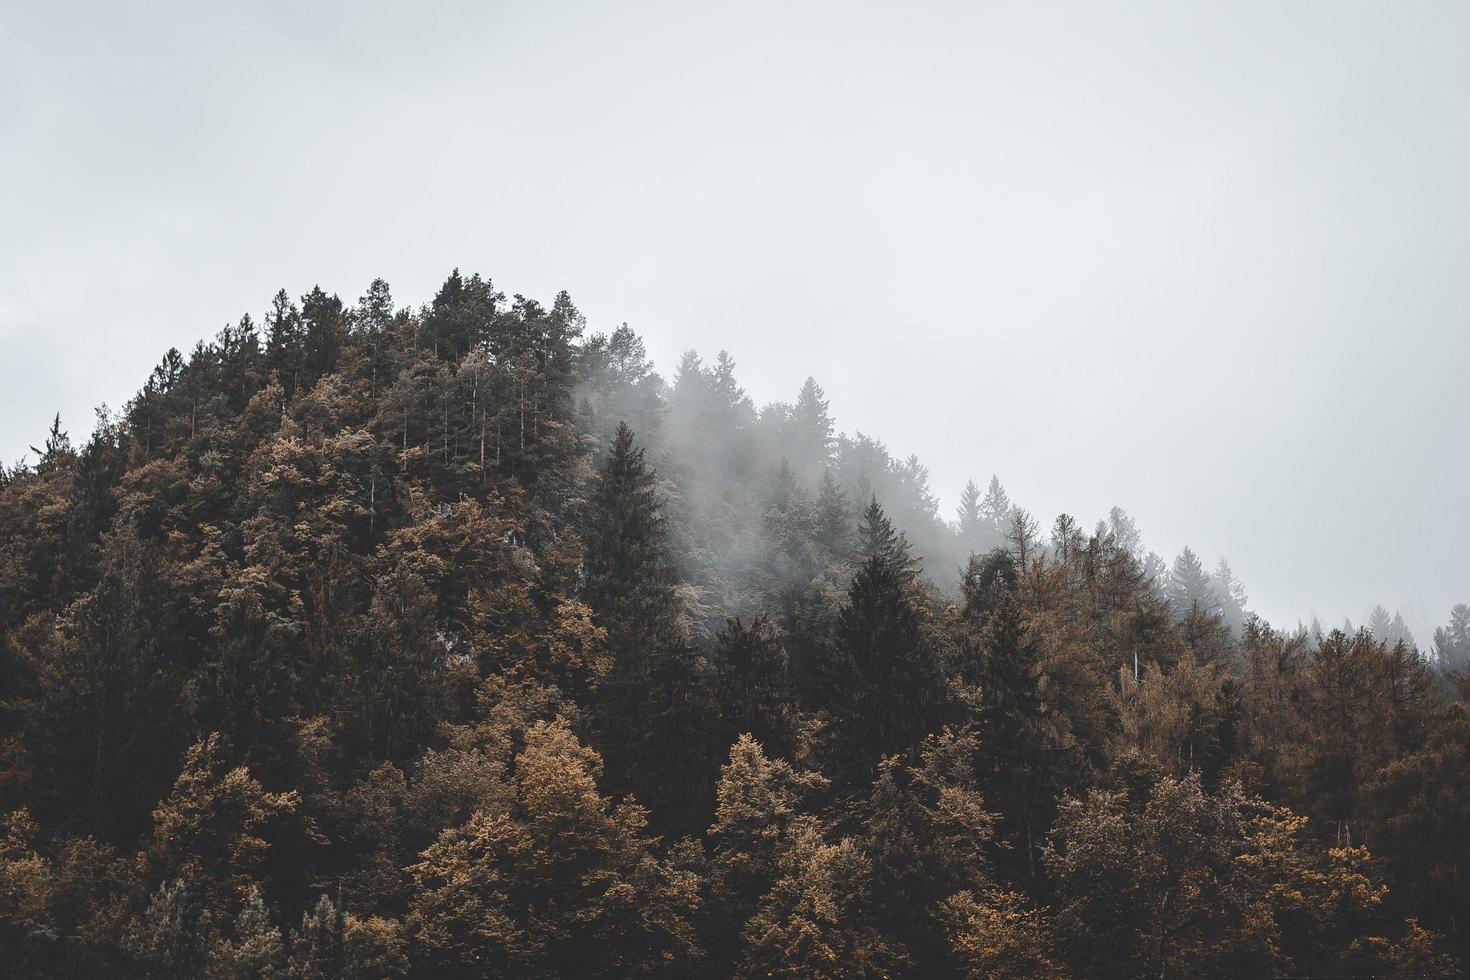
3,0,1468,639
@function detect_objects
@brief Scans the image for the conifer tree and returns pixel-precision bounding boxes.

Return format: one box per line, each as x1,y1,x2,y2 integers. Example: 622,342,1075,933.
821,501,945,783
1213,556,1248,636
958,549,1071,880
1367,604,1393,642
813,469,852,560
300,285,346,383
790,376,834,481
583,423,713,831
956,478,984,555
714,616,795,754
583,423,681,650
264,289,304,398
706,734,827,971
1165,546,1217,619
1433,603,1470,673
856,496,919,581
980,475,1011,534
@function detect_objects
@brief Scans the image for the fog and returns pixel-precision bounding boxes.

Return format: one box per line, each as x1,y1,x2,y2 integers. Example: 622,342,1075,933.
3,0,1468,641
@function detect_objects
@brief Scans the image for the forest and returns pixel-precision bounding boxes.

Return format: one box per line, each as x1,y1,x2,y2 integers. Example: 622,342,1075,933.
2,270,1468,978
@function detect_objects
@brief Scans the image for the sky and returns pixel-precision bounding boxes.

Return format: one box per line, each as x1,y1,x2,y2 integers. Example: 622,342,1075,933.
3,0,1468,641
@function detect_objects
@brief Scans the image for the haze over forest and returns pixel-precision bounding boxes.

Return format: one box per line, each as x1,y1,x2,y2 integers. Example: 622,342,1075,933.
4,0,1469,640
5,3,1470,978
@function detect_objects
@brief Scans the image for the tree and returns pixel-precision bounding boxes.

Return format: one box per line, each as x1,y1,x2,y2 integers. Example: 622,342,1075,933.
1212,557,1247,636
859,729,999,972
706,735,827,971
583,423,712,831
1434,603,1470,674
210,884,285,979
406,719,702,978
1387,610,1417,651
813,469,852,561
737,823,905,979
980,476,1010,534
18,525,185,842
144,734,299,924
1298,630,1439,843
29,414,73,477
1165,547,1217,619
958,549,1075,881
856,496,918,581
940,889,1066,979
300,286,346,383
1113,653,1228,775
790,377,834,482
714,617,795,754
1044,772,1410,979
1366,704,1470,965
264,289,304,398
820,500,945,784
955,479,986,556
1367,604,1394,643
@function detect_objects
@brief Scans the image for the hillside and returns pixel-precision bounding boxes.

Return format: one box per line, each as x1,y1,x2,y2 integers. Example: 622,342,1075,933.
0,271,1466,978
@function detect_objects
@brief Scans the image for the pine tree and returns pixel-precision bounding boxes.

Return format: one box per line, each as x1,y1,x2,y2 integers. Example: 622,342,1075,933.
714,617,794,754
300,285,346,383
706,734,827,971
856,496,919,581
790,377,835,481
351,278,395,395
980,475,1011,534
1433,603,1470,673
1367,604,1393,642
1165,547,1217,619
822,501,944,783
814,469,852,560
30,414,73,476
583,423,681,648
1212,557,1248,635
583,423,712,832
264,289,303,398
956,478,984,555
959,548,1077,881
1387,610,1417,651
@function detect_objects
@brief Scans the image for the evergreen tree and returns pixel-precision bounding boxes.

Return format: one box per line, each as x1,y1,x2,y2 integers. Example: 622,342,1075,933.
856,496,919,581
714,616,794,754
980,475,1011,534
583,423,712,832
1367,604,1394,642
1433,603,1470,673
1387,610,1417,651
1212,557,1248,636
264,289,304,398
706,734,827,972
300,285,346,383
822,501,945,783
813,469,852,561
956,478,984,556
1165,547,1217,619
790,376,834,481
959,549,1072,882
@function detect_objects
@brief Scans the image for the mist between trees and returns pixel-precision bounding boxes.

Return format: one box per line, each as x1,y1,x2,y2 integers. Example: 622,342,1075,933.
1,271,1466,978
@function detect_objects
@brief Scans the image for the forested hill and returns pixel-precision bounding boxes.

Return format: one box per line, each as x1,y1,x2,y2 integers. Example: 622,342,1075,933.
1,271,1467,978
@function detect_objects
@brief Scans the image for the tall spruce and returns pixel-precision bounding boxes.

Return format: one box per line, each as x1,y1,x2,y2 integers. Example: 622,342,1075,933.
956,478,984,556
1165,546,1217,619
822,500,945,784
583,423,712,831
